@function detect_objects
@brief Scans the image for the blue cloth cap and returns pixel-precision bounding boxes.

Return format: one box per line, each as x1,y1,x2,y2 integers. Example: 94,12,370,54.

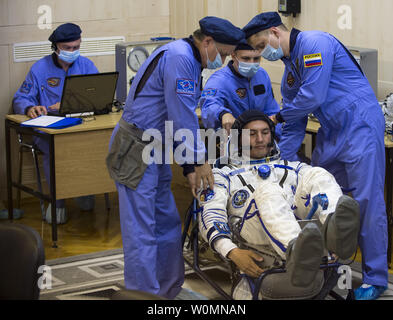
199,16,245,45
235,39,256,51
243,12,282,39
49,23,82,43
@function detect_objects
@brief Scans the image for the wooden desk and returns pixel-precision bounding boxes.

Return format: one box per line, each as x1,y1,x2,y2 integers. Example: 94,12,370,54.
5,113,122,246
306,119,393,267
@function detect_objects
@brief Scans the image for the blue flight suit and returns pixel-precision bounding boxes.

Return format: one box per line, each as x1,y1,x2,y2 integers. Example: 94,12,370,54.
13,53,98,208
200,60,280,132
278,29,388,287
109,37,206,299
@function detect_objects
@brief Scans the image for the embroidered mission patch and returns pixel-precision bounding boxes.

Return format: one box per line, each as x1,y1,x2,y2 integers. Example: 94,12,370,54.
213,221,231,235
200,188,215,202
232,189,250,208
304,53,323,68
287,72,295,87
47,77,61,87
176,79,196,94
201,89,217,97
20,81,32,94
236,88,247,99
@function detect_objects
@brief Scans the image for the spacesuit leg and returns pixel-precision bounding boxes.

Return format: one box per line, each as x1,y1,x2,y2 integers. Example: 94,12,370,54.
253,180,302,259
254,180,324,287
294,166,360,259
294,167,343,224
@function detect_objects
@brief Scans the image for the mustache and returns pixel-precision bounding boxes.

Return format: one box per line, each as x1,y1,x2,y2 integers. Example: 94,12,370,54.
250,142,273,149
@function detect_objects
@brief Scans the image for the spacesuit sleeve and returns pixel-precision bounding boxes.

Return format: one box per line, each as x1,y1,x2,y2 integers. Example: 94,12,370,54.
164,54,206,164
12,69,40,115
279,35,334,123
278,116,308,161
198,169,237,257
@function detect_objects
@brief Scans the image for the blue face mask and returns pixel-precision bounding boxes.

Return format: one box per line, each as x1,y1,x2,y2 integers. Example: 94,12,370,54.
206,44,223,69
261,34,284,61
57,49,80,64
237,60,260,78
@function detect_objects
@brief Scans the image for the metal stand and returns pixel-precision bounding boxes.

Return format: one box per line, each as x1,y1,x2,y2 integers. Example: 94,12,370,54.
182,200,232,300
5,119,58,248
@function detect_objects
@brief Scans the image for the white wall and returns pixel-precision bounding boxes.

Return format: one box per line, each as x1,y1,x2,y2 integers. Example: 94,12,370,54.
0,0,171,200
2,0,393,200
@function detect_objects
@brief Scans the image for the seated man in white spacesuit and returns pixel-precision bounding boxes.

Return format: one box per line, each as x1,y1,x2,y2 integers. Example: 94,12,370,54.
198,110,360,298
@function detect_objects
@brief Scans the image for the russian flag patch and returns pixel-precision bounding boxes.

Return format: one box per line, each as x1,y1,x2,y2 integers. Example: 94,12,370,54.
303,53,323,68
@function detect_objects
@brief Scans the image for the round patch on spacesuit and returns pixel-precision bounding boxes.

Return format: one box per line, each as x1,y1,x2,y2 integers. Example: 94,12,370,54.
232,189,250,208
199,188,215,203
287,72,295,87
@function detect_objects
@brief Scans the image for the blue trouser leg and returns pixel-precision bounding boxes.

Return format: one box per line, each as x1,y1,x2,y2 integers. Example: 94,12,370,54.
33,136,65,208
348,144,388,286
315,132,388,287
117,163,184,299
154,164,184,298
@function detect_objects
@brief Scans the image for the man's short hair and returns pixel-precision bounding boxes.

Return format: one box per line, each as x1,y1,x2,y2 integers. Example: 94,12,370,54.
193,29,206,41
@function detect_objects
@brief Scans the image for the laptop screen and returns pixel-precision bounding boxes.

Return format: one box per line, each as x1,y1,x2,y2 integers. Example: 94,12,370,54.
59,72,119,116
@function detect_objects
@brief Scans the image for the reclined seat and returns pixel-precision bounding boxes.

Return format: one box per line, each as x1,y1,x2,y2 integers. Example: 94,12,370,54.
182,199,352,300
229,241,339,300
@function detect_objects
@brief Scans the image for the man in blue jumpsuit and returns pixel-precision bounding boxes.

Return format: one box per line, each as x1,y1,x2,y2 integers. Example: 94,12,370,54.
243,12,388,300
13,23,98,224
200,41,281,139
106,17,244,299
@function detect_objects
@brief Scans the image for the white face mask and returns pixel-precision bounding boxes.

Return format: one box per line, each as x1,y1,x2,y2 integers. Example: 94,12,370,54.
236,57,260,78
261,33,284,61
206,43,223,69
57,49,80,63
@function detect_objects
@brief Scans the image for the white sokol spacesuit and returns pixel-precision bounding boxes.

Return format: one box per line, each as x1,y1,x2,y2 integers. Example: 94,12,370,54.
197,110,359,299
198,144,346,299
199,146,343,262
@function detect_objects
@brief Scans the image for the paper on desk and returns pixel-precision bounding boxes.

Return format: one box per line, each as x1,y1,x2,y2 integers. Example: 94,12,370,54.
21,115,65,127
21,115,82,129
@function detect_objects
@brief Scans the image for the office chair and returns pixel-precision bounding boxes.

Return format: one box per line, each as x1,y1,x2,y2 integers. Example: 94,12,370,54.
0,223,45,300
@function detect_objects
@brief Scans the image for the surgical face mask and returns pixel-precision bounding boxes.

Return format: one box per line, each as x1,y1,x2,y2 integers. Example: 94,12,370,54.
261,33,284,61
206,44,223,69
57,49,80,64
236,59,260,78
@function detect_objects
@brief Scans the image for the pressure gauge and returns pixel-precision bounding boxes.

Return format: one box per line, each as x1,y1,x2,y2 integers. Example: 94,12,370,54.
127,46,149,72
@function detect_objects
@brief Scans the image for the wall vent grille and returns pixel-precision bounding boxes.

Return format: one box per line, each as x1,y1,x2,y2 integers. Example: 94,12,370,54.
13,36,125,62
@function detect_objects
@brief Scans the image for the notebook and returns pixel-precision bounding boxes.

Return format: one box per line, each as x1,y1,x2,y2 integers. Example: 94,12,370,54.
50,72,119,117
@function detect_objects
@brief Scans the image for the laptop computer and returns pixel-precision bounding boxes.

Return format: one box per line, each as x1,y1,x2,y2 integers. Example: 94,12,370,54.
51,72,119,117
